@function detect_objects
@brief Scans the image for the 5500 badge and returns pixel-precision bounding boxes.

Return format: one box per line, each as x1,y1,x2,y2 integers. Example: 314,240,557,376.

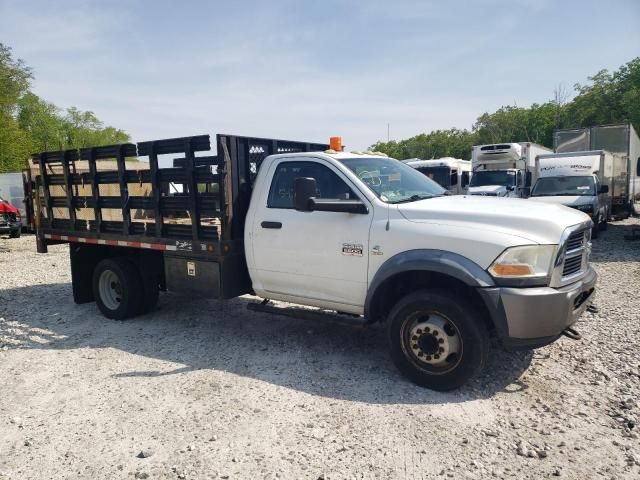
342,243,363,256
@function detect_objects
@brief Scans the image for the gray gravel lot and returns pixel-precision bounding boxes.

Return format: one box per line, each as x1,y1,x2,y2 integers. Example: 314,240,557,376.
0,219,639,480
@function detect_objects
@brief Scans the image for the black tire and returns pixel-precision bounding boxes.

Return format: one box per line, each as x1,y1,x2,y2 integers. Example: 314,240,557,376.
600,218,608,231
92,257,143,320
9,229,20,238
387,289,489,391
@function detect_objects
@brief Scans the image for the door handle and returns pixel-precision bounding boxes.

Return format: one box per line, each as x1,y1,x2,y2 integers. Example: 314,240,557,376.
261,221,282,229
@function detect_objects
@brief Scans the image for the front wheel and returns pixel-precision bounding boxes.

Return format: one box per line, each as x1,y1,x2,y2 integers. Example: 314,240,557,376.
388,289,489,391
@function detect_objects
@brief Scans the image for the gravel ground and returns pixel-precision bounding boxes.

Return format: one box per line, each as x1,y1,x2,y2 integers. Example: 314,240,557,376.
0,219,639,480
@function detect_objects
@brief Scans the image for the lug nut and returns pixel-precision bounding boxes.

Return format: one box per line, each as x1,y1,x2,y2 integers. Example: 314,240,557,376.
434,354,440,360
426,356,432,361
438,338,444,344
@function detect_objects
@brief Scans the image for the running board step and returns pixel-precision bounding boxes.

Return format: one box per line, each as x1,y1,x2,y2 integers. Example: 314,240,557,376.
247,301,367,328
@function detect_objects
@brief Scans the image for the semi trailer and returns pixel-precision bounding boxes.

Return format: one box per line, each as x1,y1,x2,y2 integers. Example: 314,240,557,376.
469,143,552,197
31,133,596,391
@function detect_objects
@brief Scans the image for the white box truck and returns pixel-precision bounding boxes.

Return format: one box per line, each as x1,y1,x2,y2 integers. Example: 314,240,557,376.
469,142,552,197
405,158,472,194
529,151,623,237
554,123,640,216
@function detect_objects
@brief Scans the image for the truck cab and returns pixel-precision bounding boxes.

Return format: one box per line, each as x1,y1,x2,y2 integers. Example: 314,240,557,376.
469,142,551,198
529,151,614,237
468,167,522,197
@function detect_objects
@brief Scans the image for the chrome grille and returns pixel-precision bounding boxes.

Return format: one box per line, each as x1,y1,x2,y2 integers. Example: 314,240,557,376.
566,231,585,251
561,229,589,279
562,255,583,276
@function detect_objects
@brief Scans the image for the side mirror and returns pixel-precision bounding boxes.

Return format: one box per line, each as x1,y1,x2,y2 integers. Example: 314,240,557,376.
294,177,316,212
600,185,609,194
294,176,368,214
507,185,515,191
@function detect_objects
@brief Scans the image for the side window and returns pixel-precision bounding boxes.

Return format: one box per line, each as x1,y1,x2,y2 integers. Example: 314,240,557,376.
461,171,469,188
267,161,357,209
450,170,458,187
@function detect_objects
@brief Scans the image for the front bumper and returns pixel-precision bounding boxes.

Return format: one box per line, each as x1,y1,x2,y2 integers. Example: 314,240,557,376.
478,266,597,349
0,223,20,233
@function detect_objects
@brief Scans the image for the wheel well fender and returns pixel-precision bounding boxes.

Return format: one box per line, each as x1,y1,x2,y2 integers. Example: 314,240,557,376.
365,249,495,323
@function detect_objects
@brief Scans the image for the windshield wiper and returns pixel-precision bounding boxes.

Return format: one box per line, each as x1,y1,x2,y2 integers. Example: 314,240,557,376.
389,194,437,204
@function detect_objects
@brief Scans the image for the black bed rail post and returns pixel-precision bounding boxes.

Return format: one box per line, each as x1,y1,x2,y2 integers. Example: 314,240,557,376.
148,142,163,238
36,153,54,229
116,144,131,235
86,147,102,233
183,137,200,241
61,150,77,230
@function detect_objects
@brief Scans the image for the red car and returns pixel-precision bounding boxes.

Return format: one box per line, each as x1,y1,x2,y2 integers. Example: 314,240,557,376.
0,195,21,238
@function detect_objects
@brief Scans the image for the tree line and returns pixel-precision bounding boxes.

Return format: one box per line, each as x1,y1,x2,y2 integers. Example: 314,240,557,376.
372,57,640,160
0,43,129,173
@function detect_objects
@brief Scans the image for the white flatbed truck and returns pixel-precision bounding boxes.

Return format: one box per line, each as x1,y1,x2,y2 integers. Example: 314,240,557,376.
32,133,597,391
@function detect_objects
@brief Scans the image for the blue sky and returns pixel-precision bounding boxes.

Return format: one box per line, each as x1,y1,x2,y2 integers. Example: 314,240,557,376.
1,0,639,150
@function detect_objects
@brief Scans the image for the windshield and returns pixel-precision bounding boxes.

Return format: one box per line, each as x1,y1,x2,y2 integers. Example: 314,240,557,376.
340,157,446,204
469,170,516,188
531,176,595,197
414,166,450,188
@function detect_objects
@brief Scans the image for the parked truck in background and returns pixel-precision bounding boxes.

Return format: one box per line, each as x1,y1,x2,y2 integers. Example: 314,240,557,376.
554,123,640,217
529,151,621,237
405,158,471,194
0,172,26,220
469,143,552,197
31,133,596,391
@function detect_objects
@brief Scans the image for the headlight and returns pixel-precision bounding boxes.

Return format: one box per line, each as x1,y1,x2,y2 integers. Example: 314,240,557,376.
488,245,556,278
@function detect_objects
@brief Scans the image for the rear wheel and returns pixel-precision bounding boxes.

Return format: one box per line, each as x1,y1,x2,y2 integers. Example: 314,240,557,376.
388,289,489,391
9,229,20,238
92,258,143,320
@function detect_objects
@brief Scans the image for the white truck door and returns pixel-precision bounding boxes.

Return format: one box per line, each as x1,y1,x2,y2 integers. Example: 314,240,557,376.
250,158,372,310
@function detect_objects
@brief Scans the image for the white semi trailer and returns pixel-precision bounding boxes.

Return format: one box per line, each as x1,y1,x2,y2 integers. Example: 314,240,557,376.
469,143,552,197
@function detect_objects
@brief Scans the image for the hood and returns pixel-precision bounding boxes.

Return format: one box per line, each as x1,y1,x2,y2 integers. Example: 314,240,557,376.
0,202,18,214
468,185,507,196
528,195,594,207
397,195,590,244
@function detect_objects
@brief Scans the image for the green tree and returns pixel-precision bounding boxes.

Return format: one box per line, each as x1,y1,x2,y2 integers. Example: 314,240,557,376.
17,93,63,151
0,42,131,172
0,43,32,117
373,128,478,160
566,57,640,133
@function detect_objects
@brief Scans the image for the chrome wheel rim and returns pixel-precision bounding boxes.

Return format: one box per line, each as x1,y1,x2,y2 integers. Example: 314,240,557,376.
98,270,122,311
403,312,462,374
